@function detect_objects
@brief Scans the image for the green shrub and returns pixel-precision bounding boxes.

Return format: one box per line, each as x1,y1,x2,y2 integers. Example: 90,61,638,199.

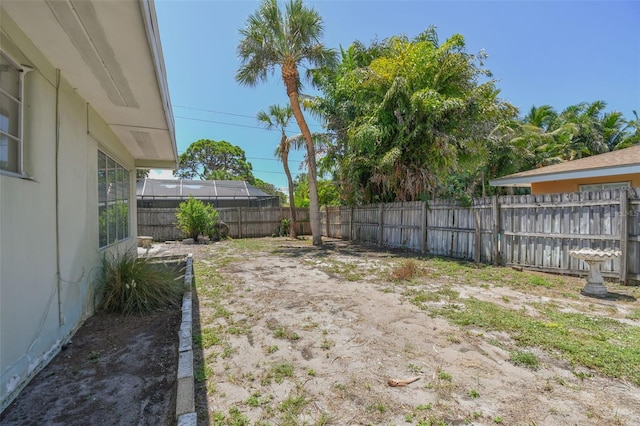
96,249,183,314
176,196,219,242
276,217,291,237
510,350,540,369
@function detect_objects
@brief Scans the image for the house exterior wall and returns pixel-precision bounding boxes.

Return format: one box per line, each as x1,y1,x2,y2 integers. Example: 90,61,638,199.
0,12,136,411
531,173,640,195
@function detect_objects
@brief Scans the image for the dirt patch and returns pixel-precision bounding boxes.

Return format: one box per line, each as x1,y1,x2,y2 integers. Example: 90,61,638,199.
2,238,638,425
0,305,181,426
192,238,640,425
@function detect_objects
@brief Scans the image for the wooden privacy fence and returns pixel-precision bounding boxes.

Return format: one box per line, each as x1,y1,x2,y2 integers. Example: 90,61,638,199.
137,207,311,241
138,188,639,283
492,189,639,283
320,188,640,284
217,207,311,238
138,208,184,241
321,202,427,250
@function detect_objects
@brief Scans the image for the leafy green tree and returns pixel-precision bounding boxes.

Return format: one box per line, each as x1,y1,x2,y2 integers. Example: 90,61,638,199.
506,105,577,168
257,104,300,237
554,101,609,158
136,169,150,181
529,101,628,164
601,111,627,150
176,196,219,242
253,178,287,205
312,26,516,203
509,102,637,169
615,110,640,149
293,173,310,207
524,105,557,130
176,139,254,182
293,173,341,207
488,103,639,195
236,0,337,246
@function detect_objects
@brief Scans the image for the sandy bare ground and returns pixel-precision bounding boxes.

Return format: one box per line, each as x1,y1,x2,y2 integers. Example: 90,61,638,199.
191,237,640,426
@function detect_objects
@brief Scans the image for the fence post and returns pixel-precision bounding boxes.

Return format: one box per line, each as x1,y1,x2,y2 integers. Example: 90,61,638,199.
325,206,330,237
349,207,354,241
492,196,500,265
474,207,481,263
237,207,242,239
378,203,384,246
421,202,427,254
619,190,628,284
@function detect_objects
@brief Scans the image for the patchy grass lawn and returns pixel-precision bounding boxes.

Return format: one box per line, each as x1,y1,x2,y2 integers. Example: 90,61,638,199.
191,238,640,425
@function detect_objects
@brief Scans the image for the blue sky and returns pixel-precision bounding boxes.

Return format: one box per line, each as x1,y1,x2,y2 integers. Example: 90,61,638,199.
153,0,640,189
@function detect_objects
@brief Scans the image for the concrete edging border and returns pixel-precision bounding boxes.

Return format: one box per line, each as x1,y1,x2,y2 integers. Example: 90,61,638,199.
176,253,196,426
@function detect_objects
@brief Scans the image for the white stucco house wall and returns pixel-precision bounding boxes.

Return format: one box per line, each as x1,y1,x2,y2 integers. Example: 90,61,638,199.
0,0,177,411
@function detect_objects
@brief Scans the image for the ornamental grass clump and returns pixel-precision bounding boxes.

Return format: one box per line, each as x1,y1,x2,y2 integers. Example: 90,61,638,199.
97,249,184,314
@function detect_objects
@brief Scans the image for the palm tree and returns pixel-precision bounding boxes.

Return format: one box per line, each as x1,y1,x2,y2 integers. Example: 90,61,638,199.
601,111,627,150
523,105,557,131
236,0,337,246
257,104,299,238
556,101,609,158
615,110,640,149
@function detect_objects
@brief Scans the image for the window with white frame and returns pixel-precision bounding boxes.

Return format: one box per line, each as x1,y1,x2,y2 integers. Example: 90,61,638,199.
98,150,130,248
580,182,630,192
0,51,25,175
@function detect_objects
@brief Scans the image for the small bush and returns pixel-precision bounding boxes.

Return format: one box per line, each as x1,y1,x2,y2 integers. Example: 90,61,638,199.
176,196,219,242
96,249,183,314
276,217,291,237
390,259,421,281
510,350,540,369
212,221,230,241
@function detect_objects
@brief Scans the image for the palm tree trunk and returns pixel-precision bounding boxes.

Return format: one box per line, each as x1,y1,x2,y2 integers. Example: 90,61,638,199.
291,98,322,245
280,137,297,238
283,62,322,245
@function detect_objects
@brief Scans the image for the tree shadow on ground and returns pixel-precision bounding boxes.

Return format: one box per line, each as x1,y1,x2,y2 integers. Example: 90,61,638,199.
272,239,419,260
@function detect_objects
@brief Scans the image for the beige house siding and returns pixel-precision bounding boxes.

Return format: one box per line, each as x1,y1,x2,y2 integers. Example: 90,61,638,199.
0,11,136,410
531,173,640,194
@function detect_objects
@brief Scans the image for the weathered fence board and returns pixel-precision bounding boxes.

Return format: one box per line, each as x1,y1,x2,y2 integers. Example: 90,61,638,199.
427,200,477,260
318,188,639,284
138,188,639,284
321,206,351,239
137,208,184,241
137,207,310,241
497,189,630,278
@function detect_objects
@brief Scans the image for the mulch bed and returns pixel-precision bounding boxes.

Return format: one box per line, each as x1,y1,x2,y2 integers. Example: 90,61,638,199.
0,306,181,426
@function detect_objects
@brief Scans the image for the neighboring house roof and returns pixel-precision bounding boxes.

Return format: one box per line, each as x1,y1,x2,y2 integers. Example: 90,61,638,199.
489,145,640,187
137,179,273,200
2,0,177,169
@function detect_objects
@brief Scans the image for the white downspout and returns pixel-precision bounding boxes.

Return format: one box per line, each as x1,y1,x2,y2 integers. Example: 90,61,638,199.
54,69,63,326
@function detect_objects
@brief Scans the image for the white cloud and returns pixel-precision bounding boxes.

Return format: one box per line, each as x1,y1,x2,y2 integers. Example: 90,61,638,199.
149,169,177,180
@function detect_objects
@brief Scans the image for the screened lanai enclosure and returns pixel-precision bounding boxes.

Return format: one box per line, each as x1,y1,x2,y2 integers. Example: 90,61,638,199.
136,178,283,241
136,178,280,209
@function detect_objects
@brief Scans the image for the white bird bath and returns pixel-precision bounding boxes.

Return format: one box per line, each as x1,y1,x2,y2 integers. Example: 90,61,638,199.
568,248,621,297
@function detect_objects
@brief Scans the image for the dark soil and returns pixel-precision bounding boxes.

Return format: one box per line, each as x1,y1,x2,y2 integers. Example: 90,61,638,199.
0,306,181,426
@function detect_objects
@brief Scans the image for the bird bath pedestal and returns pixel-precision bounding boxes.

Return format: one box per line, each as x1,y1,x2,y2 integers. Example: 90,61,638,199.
568,248,621,297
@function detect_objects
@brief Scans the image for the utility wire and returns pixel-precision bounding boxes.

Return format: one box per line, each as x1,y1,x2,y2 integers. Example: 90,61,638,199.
253,169,304,176
173,149,306,164
173,104,325,130
175,115,272,130
174,105,257,119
